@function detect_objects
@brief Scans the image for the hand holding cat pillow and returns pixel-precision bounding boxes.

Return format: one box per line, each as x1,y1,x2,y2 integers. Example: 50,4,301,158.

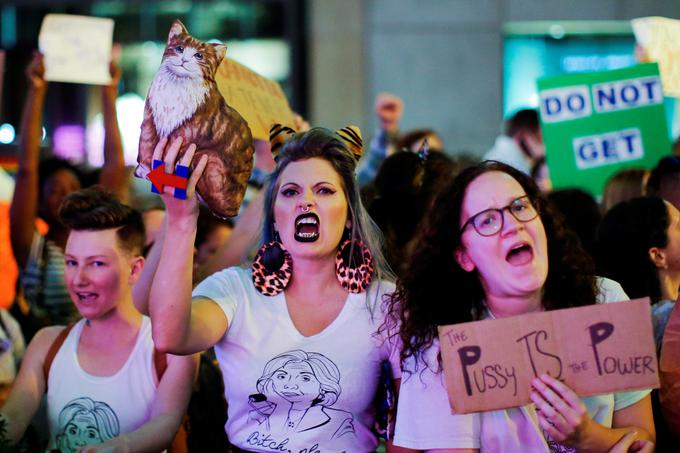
136,20,254,218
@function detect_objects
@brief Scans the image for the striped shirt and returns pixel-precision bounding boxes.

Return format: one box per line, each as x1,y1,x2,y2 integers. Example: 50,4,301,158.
21,232,77,325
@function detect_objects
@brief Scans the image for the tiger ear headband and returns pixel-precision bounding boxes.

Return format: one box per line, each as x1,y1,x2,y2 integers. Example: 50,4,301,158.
269,123,364,162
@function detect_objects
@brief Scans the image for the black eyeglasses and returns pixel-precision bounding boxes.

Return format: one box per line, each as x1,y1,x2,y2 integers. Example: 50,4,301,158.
460,195,539,237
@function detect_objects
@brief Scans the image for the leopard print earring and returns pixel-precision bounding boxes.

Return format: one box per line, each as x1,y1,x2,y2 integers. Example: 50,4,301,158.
252,233,293,296
335,235,374,293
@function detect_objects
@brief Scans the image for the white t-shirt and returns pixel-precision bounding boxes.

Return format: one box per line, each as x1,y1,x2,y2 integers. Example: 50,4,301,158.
193,266,399,453
484,135,532,175
393,278,652,452
46,317,158,452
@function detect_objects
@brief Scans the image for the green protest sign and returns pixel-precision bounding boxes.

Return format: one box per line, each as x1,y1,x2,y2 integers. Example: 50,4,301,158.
537,63,670,197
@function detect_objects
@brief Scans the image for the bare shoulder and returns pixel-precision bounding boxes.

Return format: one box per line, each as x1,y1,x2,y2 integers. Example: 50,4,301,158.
31,326,66,350
26,325,71,362
34,325,69,342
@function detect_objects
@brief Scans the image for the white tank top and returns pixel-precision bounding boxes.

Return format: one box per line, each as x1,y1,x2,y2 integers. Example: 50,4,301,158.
46,317,158,451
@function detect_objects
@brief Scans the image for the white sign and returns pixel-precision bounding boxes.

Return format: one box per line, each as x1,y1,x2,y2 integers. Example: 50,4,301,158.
38,14,114,86
540,85,592,123
632,16,680,97
573,128,643,170
592,76,663,113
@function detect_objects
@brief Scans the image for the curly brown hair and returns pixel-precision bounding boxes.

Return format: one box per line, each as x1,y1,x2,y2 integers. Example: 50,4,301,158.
387,161,597,373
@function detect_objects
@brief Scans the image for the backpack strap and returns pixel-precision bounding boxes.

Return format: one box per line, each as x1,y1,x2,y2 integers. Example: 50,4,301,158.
43,323,75,392
153,348,167,384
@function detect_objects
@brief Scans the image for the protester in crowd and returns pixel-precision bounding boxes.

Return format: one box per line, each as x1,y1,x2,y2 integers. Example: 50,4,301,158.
673,137,680,157
548,188,601,260
530,156,552,193
357,93,403,188
388,161,655,451
647,156,680,211
396,129,443,154
660,298,680,438
484,109,544,175
357,92,443,187
141,205,165,255
601,168,649,213
9,52,127,335
0,309,25,406
368,150,455,274
596,196,679,350
141,127,402,452
1,187,197,451
193,206,234,284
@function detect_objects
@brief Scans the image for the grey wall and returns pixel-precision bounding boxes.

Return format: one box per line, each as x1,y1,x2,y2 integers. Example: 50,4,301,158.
310,0,680,157
309,0,366,131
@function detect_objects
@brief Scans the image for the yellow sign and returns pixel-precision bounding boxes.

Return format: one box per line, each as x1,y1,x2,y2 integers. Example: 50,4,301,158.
632,16,680,98
215,58,295,140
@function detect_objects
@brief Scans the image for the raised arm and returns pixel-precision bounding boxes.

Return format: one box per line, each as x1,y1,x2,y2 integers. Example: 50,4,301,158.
9,52,47,268
132,215,166,315
98,60,126,196
82,352,199,452
0,326,62,443
356,93,402,187
148,138,228,355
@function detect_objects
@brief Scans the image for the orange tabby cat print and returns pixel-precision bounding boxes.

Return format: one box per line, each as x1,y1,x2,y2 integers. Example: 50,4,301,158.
136,19,254,218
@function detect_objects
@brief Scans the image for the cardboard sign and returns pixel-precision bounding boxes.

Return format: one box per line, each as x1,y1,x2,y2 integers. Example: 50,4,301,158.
438,299,659,414
538,64,670,197
38,14,114,85
215,58,295,140
632,17,680,98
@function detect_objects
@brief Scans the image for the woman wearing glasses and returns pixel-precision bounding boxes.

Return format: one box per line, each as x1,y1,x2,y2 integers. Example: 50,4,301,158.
388,161,655,452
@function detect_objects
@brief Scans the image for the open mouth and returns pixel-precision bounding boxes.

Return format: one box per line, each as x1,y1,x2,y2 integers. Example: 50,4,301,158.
506,243,534,266
76,292,99,304
294,213,320,242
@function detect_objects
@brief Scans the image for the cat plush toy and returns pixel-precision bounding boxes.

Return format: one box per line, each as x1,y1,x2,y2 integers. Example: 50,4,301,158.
136,20,253,218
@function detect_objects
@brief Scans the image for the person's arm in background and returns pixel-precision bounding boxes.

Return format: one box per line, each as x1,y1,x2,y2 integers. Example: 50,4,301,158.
195,189,264,283
132,215,166,315
98,52,126,197
660,296,680,435
356,93,403,187
9,52,46,268
81,353,199,453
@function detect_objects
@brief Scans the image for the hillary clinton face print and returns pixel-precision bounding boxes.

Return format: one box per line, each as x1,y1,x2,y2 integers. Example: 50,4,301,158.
247,349,355,444
56,397,120,452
